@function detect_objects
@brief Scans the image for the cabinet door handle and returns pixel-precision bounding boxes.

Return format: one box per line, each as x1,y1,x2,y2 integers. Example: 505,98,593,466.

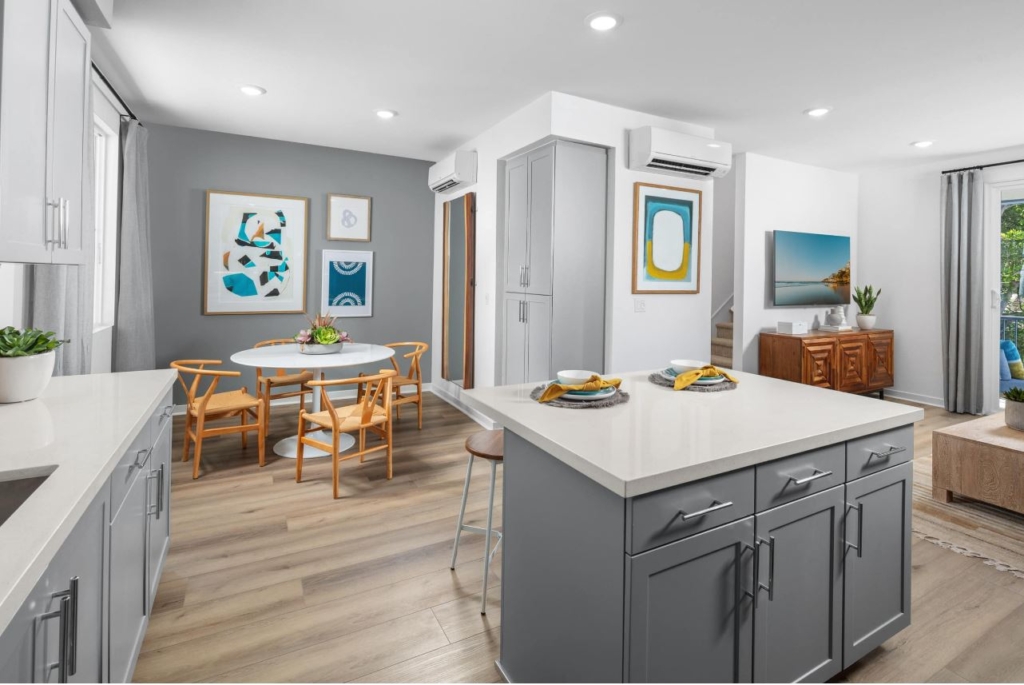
523,301,528,324
62,198,69,249
679,499,733,520
148,463,166,517
46,200,60,247
756,536,775,601
787,468,833,486
524,265,530,287
845,502,864,557
39,594,71,682
741,542,757,607
867,445,905,461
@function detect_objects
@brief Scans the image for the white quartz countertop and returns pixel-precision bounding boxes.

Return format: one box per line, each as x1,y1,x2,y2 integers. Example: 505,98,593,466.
0,370,176,633
462,370,924,497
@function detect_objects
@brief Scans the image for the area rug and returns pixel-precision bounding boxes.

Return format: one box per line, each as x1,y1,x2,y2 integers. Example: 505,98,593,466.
911,415,1024,579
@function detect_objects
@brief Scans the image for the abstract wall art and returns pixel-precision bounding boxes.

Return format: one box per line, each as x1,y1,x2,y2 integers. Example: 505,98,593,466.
321,249,374,317
327,193,372,241
632,182,702,294
204,190,309,314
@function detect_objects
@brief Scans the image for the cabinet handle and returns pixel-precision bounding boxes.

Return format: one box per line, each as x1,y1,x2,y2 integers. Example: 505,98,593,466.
159,404,174,425
845,502,864,558
524,265,530,287
741,542,757,607
679,499,733,520
51,577,78,676
523,301,528,324
61,198,69,249
46,200,60,247
867,445,905,461
756,536,775,601
519,266,525,288
133,448,151,470
39,594,71,682
787,468,833,486
148,464,166,518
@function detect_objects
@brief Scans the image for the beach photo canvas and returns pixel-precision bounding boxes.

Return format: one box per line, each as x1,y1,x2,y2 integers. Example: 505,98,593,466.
772,230,851,306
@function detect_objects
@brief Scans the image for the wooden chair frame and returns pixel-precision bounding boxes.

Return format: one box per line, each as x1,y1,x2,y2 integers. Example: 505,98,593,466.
361,342,428,429
297,369,396,499
254,338,313,420
171,360,266,479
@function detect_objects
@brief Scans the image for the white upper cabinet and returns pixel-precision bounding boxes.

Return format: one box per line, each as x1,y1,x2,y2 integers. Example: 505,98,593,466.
0,0,92,265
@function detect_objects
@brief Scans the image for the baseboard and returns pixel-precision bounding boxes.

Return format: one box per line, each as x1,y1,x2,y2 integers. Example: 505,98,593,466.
430,384,497,429
883,388,944,408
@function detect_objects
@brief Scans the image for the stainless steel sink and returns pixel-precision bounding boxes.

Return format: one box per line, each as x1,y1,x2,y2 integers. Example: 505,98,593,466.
0,469,53,526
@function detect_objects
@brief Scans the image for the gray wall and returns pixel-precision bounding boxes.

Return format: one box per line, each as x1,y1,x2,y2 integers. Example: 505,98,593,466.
147,124,435,400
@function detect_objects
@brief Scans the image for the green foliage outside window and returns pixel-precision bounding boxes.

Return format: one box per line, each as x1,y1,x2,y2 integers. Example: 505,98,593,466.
1001,203,1024,314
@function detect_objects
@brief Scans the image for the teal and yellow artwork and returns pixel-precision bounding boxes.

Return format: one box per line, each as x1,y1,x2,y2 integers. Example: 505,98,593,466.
205,191,309,314
632,182,702,294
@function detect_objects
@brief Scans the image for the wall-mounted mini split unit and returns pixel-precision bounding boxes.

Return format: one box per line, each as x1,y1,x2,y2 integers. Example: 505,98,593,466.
428,150,477,194
628,126,732,179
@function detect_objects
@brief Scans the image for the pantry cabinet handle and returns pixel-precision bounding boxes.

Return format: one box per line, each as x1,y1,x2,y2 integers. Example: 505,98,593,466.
868,445,905,461
679,499,733,520
788,468,833,486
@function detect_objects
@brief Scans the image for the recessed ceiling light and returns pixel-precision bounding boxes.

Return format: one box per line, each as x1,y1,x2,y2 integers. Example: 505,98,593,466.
911,140,934,148
804,107,831,117
239,85,266,97
375,109,398,120
707,143,722,148
586,12,621,31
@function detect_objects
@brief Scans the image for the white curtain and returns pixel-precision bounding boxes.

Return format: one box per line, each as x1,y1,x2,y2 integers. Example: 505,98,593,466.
113,119,156,371
940,169,985,414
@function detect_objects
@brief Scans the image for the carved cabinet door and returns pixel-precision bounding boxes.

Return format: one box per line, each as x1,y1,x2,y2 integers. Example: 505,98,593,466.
865,332,895,389
801,341,836,389
836,338,868,393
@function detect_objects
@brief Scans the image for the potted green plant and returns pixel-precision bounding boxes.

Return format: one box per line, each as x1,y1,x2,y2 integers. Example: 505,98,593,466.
853,285,881,330
0,327,66,403
1004,388,1024,431
294,314,351,355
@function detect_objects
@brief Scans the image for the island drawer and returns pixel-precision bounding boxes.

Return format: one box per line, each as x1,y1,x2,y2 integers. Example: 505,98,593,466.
109,421,153,518
629,468,755,554
150,390,175,442
755,443,845,512
847,425,913,481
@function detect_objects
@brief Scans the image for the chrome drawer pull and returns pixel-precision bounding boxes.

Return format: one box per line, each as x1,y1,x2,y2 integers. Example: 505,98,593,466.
788,468,833,486
133,448,151,470
867,445,906,461
679,499,733,520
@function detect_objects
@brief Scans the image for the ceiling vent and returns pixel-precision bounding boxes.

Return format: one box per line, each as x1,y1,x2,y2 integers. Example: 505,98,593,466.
428,150,477,194
628,127,732,179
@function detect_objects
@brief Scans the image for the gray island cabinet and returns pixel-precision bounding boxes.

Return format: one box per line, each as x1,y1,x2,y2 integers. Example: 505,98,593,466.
0,371,175,683
462,369,922,683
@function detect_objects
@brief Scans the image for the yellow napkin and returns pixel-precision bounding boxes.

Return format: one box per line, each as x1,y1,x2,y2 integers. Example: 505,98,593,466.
538,374,622,403
673,365,738,391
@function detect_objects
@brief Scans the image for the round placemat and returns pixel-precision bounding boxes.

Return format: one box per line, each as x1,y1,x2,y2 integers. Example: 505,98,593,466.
647,372,738,392
530,385,631,408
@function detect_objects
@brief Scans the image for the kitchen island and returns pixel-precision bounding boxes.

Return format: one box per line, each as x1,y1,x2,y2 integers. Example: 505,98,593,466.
462,369,923,683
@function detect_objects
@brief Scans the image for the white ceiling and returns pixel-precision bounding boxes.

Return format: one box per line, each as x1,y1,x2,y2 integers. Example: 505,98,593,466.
95,0,1024,170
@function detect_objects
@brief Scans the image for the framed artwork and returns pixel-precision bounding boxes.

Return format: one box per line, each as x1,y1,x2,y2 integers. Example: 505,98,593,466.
204,190,309,315
321,249,373,317
632,182,702,294
327,193,372,241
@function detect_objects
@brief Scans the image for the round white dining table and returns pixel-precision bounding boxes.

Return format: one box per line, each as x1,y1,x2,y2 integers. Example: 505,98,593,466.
230,342,396,459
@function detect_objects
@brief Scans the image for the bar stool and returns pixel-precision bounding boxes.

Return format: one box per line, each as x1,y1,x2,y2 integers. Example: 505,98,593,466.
450,429,503,614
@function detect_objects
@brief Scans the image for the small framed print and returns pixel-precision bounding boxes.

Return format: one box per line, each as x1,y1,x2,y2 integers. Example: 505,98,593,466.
322,249,373,317
327,193,372,241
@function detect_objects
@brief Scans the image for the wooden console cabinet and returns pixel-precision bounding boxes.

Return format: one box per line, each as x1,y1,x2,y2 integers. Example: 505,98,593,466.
759,329,895,397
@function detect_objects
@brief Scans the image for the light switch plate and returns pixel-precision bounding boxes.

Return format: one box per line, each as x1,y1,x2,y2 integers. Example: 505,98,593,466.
634,299,646,313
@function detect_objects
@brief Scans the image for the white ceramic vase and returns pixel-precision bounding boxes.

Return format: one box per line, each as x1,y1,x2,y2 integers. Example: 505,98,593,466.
299,342,344,355
856,314,877,330
1006,401,1024,432
0,351,56,403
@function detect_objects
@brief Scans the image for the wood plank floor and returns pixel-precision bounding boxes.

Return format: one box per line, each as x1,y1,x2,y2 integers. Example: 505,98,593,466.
133,395,1024,683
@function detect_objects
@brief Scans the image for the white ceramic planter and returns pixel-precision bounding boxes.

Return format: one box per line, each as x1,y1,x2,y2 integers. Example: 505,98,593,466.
299,342,344,355
1006,401,1024,432
0,351,56,403
856,314,877,330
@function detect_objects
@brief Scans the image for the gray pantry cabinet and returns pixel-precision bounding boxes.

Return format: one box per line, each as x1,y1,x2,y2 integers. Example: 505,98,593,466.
499,425,916,683
0,0,92,265
0,391,174,683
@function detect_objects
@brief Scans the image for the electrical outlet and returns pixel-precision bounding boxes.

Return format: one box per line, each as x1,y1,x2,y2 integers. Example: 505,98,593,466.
634,299,646,313
484,292,491,306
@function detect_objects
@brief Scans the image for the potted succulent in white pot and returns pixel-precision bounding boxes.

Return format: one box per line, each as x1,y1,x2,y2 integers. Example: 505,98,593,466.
1004,388,1024,431
294,314,351,355
853,285,881,330
0,327,66,403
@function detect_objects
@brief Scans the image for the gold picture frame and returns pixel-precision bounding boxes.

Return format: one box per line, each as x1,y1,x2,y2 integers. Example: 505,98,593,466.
327,193,372,242
631,181,702,295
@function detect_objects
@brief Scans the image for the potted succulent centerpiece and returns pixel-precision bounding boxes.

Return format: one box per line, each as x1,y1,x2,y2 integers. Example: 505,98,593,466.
295,314,351,355
853,285,881,331
0,327,66,403
1004,388,1024,432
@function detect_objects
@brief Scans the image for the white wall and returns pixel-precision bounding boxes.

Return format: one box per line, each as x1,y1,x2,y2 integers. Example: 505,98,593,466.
431,92,716,395
734,153,859,372
858,144,1024,407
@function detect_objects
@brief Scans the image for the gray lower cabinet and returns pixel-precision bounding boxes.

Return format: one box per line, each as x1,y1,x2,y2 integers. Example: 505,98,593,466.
147,408,172,609
109,449,150,683
843,461,912,667
754,485,845,683
628,517,754,683
0,489,107,683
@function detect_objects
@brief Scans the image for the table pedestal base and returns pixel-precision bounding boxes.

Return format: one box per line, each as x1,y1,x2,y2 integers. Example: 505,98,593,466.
273,431,356,459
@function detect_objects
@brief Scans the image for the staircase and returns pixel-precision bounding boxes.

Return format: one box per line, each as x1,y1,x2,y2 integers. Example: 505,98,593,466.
711,307,734,369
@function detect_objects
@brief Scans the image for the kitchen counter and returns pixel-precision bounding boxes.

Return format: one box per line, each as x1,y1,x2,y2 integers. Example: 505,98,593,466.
0,370,176,634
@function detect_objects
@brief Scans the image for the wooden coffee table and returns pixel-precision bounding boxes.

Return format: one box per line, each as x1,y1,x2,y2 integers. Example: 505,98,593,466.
933,412,1024,514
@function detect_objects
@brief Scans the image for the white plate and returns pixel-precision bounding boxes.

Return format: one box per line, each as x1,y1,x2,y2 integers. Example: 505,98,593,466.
559,386,617,402
693,376,727,385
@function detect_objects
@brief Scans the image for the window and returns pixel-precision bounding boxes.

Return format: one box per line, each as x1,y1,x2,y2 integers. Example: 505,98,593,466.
92,86,121,331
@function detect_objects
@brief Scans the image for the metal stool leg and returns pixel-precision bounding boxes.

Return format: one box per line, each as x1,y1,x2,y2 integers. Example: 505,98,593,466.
480,459,498,614
450,454,474,569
